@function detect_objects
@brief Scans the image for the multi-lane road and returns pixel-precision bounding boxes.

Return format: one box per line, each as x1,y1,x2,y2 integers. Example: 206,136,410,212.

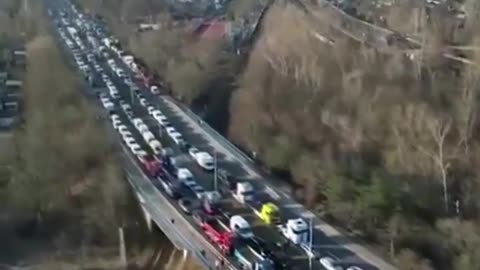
46,0,398,269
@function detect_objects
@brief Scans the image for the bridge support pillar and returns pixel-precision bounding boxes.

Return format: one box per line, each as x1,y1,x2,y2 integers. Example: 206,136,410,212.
183,249,188,260
141,205,152,232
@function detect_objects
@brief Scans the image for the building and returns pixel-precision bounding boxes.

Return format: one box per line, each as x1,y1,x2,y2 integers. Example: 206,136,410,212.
192,19,226,40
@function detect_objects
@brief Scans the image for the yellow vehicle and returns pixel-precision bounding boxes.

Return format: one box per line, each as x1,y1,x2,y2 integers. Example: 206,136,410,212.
257,202,280,225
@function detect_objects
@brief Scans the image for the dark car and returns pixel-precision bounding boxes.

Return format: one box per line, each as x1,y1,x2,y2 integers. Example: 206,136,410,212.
178,198,199,215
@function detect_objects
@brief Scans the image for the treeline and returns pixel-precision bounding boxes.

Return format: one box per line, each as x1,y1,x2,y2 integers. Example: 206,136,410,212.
75,0,480,269
230,3,480,270
1,0,127,257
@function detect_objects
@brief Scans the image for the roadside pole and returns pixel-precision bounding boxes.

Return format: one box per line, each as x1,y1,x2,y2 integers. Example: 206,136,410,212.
119,226,127,269
309,217,313,270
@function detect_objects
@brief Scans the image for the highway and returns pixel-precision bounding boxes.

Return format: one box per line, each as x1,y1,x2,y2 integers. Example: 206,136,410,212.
46,0,398,269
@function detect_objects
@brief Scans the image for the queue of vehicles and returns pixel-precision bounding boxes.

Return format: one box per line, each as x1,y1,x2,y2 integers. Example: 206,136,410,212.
49,2,367,270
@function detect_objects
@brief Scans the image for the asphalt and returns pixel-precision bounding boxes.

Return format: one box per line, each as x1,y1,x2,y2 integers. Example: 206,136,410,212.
46,0,399,269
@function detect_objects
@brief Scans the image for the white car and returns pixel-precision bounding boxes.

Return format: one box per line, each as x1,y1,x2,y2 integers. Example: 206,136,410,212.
121,103,131,111
153,113,169,126
150,85,160,94
124,108,133,118
166,127,177,136
101,73,109,81
188,147,200,160
132,118,144,128
319,257,341,270
170,132,184,145
124,136,136,145
118,125,130,136
106,80,115,89
110,114,120,122
147,106,156,115
194,152,214,171
139,97,148,107
176,168,195,186
129,143,142,155
112,118,122,129
110,91,120,99
142,131,155,142
121,130,133,139
346,267,363,270
149,140,162,154
115,68,125,78
137,124,149,134
101,99,114,110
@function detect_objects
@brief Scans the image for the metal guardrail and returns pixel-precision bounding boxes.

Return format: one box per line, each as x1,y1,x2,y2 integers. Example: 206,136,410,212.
168,97,255,164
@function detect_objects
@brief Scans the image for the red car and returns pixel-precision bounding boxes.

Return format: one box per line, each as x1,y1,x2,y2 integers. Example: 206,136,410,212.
137,153,161,177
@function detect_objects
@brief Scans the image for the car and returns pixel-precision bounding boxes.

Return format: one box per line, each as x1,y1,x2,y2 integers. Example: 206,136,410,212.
147,106,156,115
166,127,176,136
124,76,132,85
124,136,136,146
191,185,206,199
106,80,114,88
194,152,214,171
176,168,195,186
132,118,144,128
121,103,131,111
129,143,142,155
142,131,155,142
170,132,184,145
121,131,133,139
124,108,133,118
139,97,148,107
118,125,130,136
319,257,341,270
149,140,162,154
102,99,114,109
112,119,122,129
137,123,149,133
110,114,120,122
115,68,125,78
110,91,120,99
154,114,169,126
150,85,160,94
94,64,103,72
178,198,199,215
346,267,363,270
188,147,200,159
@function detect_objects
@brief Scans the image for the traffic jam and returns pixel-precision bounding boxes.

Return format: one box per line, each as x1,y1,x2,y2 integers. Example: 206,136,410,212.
48,1,367,270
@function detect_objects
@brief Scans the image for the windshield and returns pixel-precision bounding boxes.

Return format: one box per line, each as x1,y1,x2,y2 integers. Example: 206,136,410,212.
292,228,309,235
237,227,252,235
203,161,213,167
241,190,254,196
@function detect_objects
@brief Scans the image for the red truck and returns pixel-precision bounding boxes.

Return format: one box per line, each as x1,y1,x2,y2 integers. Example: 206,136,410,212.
200,215,234,255
137,153,162,177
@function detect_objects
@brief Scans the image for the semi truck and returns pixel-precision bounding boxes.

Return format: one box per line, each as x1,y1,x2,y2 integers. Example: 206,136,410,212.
277,218,309,245
249,201,280,225
233,181,254,204
233,245,274,270
200,215,234,255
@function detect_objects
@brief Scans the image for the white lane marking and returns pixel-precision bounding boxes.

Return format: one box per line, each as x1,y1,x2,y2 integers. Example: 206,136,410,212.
265,186,281,200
